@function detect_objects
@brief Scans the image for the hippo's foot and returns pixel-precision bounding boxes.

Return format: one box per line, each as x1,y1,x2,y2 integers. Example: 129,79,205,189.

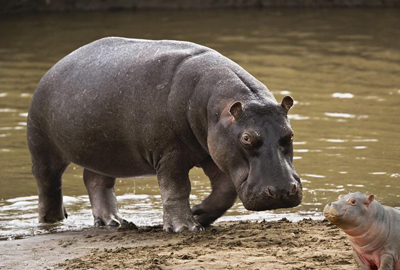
194,157,237,227
163,208,204,233
39,205,68,223
192,203,227,227
83,169,132,228
192,191,237,227
93,215,130,227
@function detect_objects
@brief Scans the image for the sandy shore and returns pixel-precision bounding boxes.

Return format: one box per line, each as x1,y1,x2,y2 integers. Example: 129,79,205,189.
0,219,357,270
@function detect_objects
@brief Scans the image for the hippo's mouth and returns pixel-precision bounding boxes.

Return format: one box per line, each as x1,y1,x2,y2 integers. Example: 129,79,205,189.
239,175,248,190
234,169,249,192
324,212,342,219
324,207,347,224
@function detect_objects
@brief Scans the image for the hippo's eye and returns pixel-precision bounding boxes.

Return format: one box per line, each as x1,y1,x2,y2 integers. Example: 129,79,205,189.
280,132,294,147
349,198,357,205
241,133,252,145
240,131,262,148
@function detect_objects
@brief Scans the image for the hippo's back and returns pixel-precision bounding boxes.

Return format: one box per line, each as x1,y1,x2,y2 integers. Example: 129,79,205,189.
48,37,212,81
33,37,212,104
29,37,214,134
386,205,400,225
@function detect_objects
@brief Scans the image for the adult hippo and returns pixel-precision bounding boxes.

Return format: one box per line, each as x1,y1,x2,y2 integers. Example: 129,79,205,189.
27,37,302,233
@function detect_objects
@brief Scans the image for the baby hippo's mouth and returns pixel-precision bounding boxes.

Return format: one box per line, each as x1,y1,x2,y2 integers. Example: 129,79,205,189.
323,204,346,225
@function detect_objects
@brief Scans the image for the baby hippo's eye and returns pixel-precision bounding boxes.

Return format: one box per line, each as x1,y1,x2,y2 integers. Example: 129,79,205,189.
349,198,357,205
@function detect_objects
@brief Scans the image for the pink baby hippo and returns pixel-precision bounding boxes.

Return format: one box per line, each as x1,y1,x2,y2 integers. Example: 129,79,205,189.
324,192,400,270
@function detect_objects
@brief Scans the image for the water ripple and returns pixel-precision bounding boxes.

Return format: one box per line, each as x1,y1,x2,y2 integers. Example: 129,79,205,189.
324,112,356,118
332,93,354,99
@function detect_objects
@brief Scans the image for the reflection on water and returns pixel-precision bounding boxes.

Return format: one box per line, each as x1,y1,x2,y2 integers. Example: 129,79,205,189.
0,9,400,239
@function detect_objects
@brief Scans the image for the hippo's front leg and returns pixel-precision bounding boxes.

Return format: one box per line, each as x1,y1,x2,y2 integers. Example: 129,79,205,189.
192,157,237,227
380,254,395,270
353,251,371,270
157,154,204,233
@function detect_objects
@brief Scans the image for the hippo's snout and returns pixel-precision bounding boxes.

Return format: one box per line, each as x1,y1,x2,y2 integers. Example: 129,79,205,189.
323,203,342,224
240,181,302,211
266,183,300,198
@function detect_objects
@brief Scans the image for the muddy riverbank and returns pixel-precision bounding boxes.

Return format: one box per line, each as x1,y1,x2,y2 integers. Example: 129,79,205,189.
0,219,357,270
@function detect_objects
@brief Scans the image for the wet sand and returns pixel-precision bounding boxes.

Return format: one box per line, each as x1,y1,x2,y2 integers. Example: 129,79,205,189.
0,219,358,270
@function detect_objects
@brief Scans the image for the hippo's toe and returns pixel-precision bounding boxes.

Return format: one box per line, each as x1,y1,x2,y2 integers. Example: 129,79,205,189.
121,219,130,226
93,216,135,228
163,215,204,233
108,220,120,227
94,219,106,227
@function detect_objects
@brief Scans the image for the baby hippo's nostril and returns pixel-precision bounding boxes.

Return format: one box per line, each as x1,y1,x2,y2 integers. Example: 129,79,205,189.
328,202,332,207
266,186,276,197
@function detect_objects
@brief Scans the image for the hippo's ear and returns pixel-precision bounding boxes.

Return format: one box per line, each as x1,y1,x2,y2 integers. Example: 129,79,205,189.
365,194,375,204
229,101,243,120
281,96,294,113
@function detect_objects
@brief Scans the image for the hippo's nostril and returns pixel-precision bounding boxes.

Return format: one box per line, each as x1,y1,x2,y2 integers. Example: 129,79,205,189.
293,174,301,183
290,184,298,196
266,186,276,197
328,202,332,207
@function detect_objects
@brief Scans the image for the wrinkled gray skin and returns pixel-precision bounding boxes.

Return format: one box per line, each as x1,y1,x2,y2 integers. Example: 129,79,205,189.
324,192,400,270
27,37,302,233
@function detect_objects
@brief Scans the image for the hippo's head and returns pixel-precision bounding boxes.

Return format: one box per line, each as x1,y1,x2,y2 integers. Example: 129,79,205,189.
323,192,375,230
207,96,302,211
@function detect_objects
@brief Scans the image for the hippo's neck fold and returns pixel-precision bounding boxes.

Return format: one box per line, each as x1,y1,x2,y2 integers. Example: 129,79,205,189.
171,50,276,167
345,202,390,254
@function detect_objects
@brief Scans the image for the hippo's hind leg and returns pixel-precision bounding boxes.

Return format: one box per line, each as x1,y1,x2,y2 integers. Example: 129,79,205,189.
83,169,131,227
28,127,69,223
192,157,237,227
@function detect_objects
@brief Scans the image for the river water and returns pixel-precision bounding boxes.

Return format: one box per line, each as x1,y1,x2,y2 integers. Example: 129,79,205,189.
0,9,399,239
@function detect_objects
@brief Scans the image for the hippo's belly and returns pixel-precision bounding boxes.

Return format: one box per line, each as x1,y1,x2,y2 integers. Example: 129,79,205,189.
62,139,157,178
41,94,163,178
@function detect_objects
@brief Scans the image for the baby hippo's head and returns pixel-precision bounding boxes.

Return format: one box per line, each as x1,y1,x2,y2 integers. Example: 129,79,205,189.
323,191,375,230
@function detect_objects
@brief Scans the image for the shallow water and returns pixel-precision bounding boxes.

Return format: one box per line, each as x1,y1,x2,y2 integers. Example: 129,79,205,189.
0,9,400,239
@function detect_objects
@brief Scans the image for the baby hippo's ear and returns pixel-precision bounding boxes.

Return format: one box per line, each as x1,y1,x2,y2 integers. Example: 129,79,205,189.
365,194,375,204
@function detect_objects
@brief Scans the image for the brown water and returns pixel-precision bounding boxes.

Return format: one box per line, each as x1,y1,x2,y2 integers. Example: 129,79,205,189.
1,9,400,239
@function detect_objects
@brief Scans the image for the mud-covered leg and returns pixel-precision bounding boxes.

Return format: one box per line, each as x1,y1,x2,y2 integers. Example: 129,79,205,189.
192,157,237,227
379,254,394,270
157,154,203,233
83,169,130,227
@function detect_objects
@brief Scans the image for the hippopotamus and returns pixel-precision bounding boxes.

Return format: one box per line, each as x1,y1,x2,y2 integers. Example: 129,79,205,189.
27,37,302,233
324,192,400,270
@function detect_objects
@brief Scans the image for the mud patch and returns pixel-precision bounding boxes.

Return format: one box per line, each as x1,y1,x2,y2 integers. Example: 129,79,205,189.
54,219,356,270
